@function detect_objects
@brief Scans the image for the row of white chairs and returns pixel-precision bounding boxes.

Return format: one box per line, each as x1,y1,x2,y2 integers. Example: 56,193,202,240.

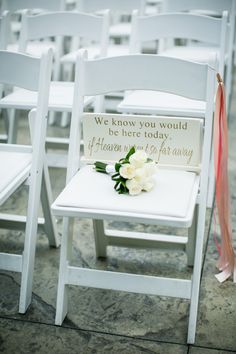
0,4,234,138
0,2,233,205
0,0,235,345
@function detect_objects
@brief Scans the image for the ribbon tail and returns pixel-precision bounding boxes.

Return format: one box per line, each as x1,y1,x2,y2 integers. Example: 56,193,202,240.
213,74,236,283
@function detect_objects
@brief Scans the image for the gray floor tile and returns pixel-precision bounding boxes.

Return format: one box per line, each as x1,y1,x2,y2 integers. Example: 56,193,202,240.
189,347,236,354
0,318,188,354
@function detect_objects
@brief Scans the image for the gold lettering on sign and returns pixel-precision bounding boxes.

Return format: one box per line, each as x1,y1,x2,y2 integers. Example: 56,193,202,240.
83,114,200,167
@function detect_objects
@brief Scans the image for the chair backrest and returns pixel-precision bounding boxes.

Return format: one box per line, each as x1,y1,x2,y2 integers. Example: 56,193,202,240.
68,51,215,201
77,0,146,14
130,10,227,76
18,10,110,57
1,0,65,13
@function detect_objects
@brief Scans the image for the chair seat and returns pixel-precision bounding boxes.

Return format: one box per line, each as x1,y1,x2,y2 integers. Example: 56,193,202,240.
118,90,206,117
60,44,129,64
0,82,93,112
7,41,57,57
0,148,32,205
161,46,219,67
117,47,216,117
52,165,199,227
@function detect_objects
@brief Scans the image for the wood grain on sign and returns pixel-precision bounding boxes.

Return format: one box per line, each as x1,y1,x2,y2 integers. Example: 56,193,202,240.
82,113,202,169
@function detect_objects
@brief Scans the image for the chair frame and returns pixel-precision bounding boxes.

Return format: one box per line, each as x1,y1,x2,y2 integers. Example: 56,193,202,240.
52,51,215,344
0,50,59,313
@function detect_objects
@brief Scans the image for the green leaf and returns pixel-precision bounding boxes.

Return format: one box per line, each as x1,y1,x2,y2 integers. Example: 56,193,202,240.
125,146,135,161
115,162,121,172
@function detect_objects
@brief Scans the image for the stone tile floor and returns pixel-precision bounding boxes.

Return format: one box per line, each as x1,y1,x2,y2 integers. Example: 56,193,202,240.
0,72,236,353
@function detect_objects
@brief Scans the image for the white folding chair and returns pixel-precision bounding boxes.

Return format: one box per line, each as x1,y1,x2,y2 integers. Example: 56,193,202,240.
118,11,227,207
119,11,227,117
51,51,215,344
0,10,109,160
1,0,65,61
0,50,60,313
162,0,235,111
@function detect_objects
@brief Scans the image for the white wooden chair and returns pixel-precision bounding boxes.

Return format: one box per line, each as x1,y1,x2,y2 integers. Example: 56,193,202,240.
118,11,227,207
51,51,215,344
118,11,227,117
1,0,65,59
0,10,109,159
162,0,235,111
0,49,60,313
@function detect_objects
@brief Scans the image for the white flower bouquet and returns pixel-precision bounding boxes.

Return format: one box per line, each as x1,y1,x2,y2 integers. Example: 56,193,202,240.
94,147,157,195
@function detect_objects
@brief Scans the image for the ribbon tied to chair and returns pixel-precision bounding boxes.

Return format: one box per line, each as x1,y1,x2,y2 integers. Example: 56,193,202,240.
214,73,236,283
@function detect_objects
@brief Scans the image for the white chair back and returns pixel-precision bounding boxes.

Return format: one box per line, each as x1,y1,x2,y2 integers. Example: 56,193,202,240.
130,10,227,77
19,10,110,58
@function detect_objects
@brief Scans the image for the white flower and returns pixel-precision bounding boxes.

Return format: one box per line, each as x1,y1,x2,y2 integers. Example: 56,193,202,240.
143,161,157,177
129,150,147,168
119,163,136,179
142,177,155,192
134,167,147,183
126,178,142,195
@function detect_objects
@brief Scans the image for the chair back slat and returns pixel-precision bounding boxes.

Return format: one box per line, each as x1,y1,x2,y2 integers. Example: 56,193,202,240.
81,54,209,101
134,12,226,45
0,50,41,91
22,11,108,41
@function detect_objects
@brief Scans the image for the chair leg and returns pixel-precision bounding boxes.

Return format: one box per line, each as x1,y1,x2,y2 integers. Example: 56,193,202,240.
60,112,70,128
187,203,206,344
41,163,60,248
59,63,73,128
19,168,45,313
55,217,73,325
7,109,18,144
186,205,198,267
93,219,108,258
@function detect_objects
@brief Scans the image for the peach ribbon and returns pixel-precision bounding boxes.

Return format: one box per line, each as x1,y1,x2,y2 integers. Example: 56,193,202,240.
214,73,236,283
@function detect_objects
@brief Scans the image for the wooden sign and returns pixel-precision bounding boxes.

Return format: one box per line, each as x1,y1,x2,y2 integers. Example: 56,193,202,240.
83,113,202,169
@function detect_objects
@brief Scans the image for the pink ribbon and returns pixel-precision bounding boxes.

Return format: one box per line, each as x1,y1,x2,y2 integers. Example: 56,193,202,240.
214,73,236,283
